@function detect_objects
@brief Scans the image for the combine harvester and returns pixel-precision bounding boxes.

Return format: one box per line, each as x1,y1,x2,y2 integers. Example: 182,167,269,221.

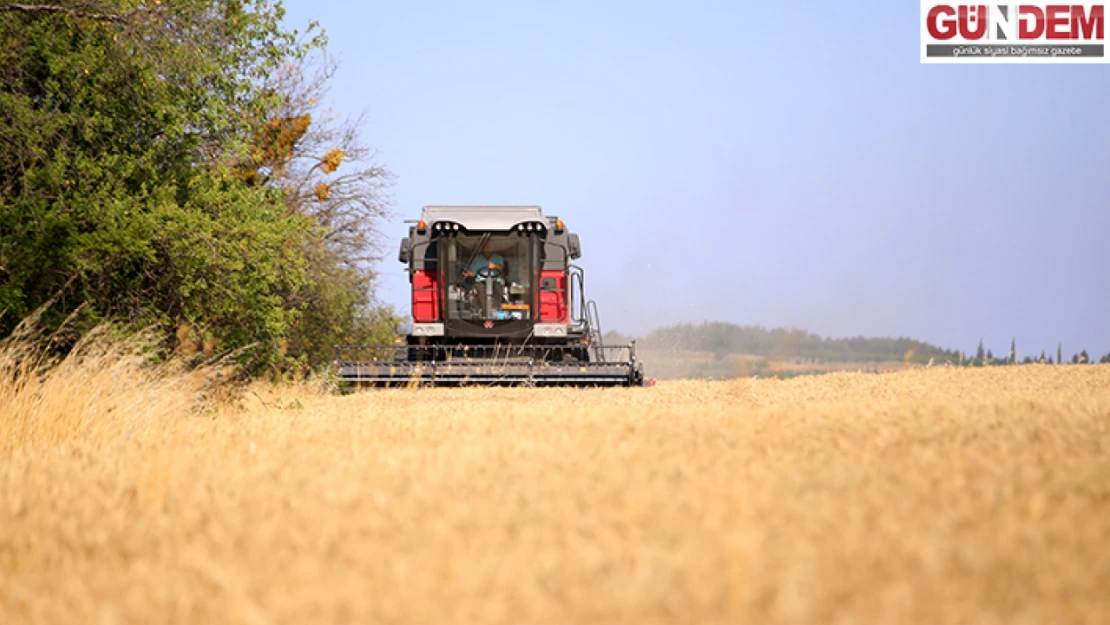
335,206,645,387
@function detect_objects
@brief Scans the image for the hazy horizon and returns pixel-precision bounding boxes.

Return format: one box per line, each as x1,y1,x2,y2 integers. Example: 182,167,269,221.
282,1,1110,357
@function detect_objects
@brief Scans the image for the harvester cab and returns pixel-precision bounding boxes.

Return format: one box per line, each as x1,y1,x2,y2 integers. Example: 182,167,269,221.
335,206,645,387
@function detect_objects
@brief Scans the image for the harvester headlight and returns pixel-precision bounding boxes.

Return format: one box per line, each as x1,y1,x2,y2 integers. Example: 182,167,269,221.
453,223,460,231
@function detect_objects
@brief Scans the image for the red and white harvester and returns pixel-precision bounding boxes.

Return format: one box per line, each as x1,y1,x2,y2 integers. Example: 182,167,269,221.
335,206,645,387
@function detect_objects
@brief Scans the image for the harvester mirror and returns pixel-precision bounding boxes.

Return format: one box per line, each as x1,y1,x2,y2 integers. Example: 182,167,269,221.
398,237,411,264
568,234,582,259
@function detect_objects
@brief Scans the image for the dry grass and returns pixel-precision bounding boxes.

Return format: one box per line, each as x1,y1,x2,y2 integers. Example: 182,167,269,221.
1,336,1109,624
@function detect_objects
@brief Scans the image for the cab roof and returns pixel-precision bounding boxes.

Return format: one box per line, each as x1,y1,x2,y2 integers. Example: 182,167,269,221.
420,205,549,231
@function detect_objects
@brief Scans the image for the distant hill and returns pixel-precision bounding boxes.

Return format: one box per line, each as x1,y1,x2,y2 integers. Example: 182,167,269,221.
606,322,961,365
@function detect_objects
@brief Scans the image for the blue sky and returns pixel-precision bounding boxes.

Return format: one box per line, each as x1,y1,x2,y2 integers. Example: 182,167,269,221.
282,1,1109,358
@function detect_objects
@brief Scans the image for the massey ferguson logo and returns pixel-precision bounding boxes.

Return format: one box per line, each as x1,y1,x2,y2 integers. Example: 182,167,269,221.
921,2,1107,62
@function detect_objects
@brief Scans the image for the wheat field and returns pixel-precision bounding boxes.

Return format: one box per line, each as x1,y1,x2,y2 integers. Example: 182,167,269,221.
2,338,1109,624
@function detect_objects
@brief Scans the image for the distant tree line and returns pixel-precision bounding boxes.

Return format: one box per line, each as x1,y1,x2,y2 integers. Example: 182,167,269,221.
606,323,1110,367
608,322,958,364
966,338,1108,366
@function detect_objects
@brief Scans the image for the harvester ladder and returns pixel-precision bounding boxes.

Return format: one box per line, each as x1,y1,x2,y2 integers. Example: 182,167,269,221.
585,298,606,362
569,265,607,363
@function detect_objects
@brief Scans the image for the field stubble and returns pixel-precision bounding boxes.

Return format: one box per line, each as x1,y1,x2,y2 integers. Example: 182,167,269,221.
1,337,1108,624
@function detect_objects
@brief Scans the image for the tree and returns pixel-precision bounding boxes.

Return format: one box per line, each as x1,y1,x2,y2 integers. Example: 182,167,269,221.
975,339,986,366
1058,343,1063,365
0,0,392,369
1079,350,1089,364
235,53,400,365
1009,337,1016,364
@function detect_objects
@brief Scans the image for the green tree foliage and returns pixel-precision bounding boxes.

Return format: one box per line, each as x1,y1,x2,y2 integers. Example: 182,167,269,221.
282,243,401,366
0,1,395,369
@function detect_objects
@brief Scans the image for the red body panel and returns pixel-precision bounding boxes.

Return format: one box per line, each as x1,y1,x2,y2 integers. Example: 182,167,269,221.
412,270,439,321
539,270,568,323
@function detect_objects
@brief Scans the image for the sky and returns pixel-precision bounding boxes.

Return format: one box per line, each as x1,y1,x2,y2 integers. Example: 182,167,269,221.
281,1,1109,358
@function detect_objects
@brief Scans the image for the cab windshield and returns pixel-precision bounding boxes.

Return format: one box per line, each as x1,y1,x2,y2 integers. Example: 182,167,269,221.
444,233,536,322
